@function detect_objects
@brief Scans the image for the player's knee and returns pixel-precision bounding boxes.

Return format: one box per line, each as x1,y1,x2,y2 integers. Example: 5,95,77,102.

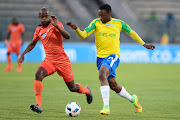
68,86,77,92
109,82,118,91
99,72,106,81
35,72,44,81
110,85,116,91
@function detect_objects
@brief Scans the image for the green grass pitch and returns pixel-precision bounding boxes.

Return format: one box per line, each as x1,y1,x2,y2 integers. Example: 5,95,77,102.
0,63,180,120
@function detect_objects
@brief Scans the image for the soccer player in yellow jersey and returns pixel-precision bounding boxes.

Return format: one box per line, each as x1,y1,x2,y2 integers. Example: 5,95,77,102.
67,4,155,115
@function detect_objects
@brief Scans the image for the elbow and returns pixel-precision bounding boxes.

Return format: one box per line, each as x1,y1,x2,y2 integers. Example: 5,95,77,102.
64,33,70,39
78,35,87,39
65,35,70,39
80,36,86,39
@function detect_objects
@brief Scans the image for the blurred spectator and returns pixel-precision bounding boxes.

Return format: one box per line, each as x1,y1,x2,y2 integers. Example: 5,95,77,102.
164,13,176,43
150,12,157,21
146,12,161,43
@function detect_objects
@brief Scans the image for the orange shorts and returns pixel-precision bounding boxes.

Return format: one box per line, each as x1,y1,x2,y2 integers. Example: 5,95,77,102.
39,59,74,83
7,42,21,54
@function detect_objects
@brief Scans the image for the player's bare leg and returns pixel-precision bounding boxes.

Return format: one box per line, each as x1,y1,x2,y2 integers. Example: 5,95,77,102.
16,54,22,72
109,77,131,99
4,52,13,71
99,66,110,115
66,80,93,104
109,77,142,113
30,67,48,114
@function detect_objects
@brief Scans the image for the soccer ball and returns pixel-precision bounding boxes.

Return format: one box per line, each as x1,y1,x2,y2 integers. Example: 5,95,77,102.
65,102,81,117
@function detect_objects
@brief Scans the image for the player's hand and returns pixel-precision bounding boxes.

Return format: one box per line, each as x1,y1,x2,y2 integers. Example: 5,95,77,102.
50,15,58,27
143,44,155,50
18,54,24,63
4,39,8,47
66,21,77,30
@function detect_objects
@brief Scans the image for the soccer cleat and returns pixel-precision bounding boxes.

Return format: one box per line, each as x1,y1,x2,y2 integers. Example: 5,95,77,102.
30,104,43,114
4,66,13,72
132,95,142,113
86,86,93,104
100,106,110,115
16,67,22,72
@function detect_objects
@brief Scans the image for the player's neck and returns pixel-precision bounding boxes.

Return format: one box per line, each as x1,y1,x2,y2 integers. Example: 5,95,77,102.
13,23,18,26
102,17,111,23
42,21,50,27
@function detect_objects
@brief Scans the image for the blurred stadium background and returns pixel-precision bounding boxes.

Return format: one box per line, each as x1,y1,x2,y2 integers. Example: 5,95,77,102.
0,0,180,120
0,0,180,64
0,0,180,43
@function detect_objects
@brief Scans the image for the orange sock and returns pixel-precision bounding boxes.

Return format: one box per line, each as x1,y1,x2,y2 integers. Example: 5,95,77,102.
7,55,12,67
17,56,21,68
18,63,21,68
76,84,90,95
34,80,43,106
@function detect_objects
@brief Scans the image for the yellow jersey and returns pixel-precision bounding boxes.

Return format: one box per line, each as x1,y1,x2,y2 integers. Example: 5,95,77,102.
75,18,145,58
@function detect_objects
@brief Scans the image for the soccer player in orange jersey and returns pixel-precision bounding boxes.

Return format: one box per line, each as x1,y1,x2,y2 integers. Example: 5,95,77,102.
4,17,25,72
18,7,93,113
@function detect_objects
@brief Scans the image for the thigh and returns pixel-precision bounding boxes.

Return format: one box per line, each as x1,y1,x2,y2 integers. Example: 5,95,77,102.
7,43,13,53
15,43,21,55
56,61,74,83
39,59,56,76
96,57,104,70
102,54,120,80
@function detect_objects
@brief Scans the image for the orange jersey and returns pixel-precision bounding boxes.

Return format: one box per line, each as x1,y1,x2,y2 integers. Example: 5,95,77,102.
9,23,24,44
33,21,69,61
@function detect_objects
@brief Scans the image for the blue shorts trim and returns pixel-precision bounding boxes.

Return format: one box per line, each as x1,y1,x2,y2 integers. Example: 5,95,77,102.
96,54,120,81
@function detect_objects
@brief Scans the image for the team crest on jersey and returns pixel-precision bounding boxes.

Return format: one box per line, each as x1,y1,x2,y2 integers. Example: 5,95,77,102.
12,28,16,32
42,33,47,39
105,23,111,27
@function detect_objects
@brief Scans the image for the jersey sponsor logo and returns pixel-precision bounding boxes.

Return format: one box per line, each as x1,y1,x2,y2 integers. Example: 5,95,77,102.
42,33,47,39
99,32,116,38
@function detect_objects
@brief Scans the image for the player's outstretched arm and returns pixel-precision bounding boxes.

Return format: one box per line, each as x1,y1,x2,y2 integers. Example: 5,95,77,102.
50,15,70,39
66,21,88,39
19,40,38,63
128,30,155,50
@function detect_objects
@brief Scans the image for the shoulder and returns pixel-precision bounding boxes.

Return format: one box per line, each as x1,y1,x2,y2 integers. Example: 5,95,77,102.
91,18,101,24
112,18,130,27
57,21,63,27
88,18,101,27
57,21,62,24
112,18,124,24
8,24,13,28
35,26,42,33
94,18,101,21
19,23,24,26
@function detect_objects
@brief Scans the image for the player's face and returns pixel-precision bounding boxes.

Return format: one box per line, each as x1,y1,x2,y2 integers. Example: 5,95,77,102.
38,12,50,26
98,10,111,23
12,17,18,25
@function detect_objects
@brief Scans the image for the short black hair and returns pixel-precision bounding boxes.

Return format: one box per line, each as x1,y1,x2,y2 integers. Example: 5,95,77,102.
99,4,111,13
